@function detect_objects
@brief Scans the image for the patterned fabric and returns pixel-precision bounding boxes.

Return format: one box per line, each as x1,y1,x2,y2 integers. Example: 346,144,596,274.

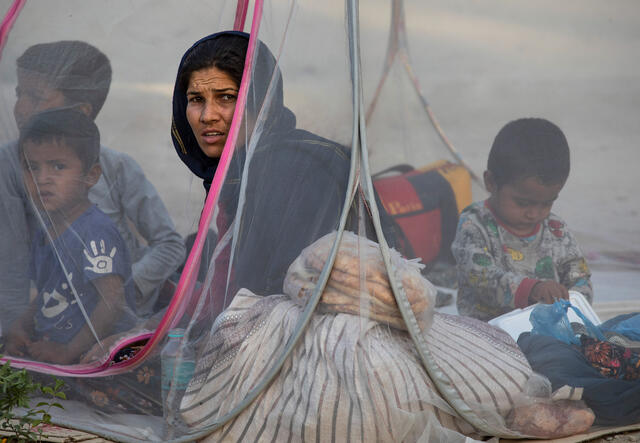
178,291,589,441
81,341,162,415
519,332,640,427
181,292,479,442
31,205,136,343
452,201,593,321
580,335,640,381
29,338,162,416
424,313,532,425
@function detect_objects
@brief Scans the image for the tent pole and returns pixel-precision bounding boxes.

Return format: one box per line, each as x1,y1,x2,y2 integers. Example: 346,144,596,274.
233,0,250,31
363,0,400,124
365,0,483,187
0,0,26,60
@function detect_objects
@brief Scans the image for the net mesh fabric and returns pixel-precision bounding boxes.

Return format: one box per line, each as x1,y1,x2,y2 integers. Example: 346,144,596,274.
0,0,638,441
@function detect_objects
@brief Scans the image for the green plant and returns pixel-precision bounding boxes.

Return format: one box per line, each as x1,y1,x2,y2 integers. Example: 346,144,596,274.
0,358,66,442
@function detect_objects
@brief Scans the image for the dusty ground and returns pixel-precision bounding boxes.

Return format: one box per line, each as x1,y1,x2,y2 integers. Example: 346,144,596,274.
593,432,640,443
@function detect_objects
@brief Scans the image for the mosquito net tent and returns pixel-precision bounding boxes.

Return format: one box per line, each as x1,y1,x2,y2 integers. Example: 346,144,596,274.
0,0,639,441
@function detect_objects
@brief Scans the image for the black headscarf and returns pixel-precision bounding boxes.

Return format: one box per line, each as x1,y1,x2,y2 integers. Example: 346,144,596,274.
171,31,296,192
171,31,352,297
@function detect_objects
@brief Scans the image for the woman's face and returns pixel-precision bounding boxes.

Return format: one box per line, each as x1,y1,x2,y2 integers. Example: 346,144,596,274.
186,66,239,158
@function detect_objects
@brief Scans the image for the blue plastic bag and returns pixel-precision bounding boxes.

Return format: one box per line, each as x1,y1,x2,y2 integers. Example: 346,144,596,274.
605,313,640,341
530,299,605,345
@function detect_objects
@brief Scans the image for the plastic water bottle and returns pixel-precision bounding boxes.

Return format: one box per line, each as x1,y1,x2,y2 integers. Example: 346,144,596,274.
161,328,195,434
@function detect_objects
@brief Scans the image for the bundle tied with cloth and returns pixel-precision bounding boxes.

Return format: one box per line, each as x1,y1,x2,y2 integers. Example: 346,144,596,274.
180,231,595,441
284,231,434,331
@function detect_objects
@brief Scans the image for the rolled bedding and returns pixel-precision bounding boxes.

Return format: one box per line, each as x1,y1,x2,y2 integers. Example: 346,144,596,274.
180,232,595,441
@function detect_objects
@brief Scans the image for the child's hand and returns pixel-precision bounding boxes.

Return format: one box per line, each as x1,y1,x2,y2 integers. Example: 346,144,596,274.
529,281,569,305
28,340,73,365
5,327,33,358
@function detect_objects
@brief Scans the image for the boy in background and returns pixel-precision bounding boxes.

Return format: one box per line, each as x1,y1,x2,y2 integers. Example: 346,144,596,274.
0,40,185,330
6,109,135,364
452,118,592,321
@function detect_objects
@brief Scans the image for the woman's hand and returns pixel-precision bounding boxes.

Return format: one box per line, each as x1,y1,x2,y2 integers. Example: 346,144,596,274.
529,281,569,305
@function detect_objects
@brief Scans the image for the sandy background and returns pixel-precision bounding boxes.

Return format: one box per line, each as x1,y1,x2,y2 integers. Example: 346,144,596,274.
0,0,638,306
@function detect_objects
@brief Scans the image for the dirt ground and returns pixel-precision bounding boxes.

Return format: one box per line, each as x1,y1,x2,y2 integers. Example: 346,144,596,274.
595,432,640,442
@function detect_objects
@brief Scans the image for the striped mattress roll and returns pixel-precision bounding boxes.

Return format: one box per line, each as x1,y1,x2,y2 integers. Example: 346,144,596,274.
181,292,593,441
423,313,533,436
181,291,479,442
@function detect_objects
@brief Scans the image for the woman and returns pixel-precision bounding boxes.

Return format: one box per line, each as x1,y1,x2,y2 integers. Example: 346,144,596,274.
171,31,353,304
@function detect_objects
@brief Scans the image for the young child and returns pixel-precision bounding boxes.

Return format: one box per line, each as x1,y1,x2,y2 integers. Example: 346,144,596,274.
452,118,593,321
5,108,136,364
1,40,185,326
